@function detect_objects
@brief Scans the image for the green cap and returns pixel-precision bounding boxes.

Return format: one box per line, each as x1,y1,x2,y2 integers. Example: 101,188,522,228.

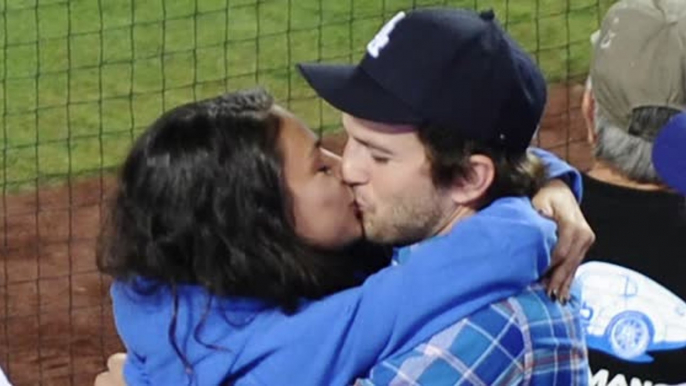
591,0,686,132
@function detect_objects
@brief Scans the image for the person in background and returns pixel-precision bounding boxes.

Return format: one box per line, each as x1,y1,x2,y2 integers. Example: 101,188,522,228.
575,0,686,384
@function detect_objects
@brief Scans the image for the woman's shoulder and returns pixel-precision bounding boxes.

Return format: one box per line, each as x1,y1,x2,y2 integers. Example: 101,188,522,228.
110,277,287,357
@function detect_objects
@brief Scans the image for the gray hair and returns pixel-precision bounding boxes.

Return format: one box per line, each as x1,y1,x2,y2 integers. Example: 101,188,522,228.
588,74,679,185
593,106,662,184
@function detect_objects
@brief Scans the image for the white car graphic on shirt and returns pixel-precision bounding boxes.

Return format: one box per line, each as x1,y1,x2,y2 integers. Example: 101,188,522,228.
576,261,686,362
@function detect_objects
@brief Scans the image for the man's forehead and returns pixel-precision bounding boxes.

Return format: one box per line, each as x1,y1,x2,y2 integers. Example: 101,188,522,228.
342,113,427,158
342,113,416,136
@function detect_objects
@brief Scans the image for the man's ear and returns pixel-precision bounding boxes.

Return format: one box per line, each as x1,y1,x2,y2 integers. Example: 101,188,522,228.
449,154,495,205
582,88,597,145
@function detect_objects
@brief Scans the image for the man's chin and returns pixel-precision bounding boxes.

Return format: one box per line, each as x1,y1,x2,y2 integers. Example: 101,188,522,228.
362,223,398,246
363,221,425,247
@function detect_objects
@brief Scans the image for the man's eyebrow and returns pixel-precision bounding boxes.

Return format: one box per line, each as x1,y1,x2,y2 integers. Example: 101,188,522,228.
355,137,393,155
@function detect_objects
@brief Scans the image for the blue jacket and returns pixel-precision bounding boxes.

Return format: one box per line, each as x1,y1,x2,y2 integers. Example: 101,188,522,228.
112,148,580,386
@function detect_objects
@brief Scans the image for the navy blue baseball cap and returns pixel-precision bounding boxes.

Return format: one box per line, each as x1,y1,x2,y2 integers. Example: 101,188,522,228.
653,112,686,195
297,7,547,153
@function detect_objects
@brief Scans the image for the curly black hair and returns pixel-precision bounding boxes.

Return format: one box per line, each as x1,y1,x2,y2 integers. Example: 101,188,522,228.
97,88,389,311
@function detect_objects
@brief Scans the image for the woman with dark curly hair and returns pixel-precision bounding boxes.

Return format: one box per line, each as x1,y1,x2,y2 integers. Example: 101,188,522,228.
99,88,581,386
99,89,387,311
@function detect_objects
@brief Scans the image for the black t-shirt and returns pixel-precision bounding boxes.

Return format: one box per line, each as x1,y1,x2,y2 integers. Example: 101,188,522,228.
579,174,686,385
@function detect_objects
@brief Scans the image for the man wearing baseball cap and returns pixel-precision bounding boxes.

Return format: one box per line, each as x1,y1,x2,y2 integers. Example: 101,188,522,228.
300,7,591,384
574,0,686,384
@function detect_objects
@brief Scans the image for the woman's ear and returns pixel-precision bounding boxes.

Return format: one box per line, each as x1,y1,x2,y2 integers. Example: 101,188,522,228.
449,154,495,206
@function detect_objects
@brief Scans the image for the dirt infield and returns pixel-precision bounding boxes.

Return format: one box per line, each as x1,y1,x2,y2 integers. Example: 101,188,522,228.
1,175,124,386
0,81,591,385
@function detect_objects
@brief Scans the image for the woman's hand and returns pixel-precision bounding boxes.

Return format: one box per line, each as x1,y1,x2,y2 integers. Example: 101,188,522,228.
94,353,127,386
533,179,595,303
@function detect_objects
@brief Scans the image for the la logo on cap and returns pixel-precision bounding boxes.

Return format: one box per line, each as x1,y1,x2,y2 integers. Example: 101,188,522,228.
367,11,406,58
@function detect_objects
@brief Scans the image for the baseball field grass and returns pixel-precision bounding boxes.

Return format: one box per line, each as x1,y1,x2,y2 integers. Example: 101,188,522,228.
1,0,615,191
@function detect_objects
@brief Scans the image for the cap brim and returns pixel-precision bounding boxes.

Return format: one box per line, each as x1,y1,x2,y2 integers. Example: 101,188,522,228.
297,62,422,125
653,112,686,195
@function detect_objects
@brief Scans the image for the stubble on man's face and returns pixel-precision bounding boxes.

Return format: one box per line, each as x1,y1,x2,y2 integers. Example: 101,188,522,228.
342,113,457,247
360,182,447,246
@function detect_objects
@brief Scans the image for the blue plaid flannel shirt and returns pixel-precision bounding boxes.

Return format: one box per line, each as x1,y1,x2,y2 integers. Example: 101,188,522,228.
356,283,589,385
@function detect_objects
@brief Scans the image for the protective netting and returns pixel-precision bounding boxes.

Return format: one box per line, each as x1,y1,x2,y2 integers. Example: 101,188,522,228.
0,0,615,384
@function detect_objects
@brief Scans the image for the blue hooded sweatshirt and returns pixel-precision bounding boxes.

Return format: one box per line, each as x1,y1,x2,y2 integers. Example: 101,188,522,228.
112,148,580,385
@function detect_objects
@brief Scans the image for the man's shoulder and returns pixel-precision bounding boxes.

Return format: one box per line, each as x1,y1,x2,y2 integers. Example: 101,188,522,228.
360,285,588,385
360,289,532,386
360,301,528,386
499,284,586,348
500,284,578,324
475,284,583,350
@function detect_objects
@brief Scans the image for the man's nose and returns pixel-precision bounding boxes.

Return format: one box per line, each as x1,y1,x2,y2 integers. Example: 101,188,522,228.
341,139,368,186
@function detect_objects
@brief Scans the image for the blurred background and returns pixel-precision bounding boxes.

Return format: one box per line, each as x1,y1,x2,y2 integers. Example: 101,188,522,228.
0,0,614,384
